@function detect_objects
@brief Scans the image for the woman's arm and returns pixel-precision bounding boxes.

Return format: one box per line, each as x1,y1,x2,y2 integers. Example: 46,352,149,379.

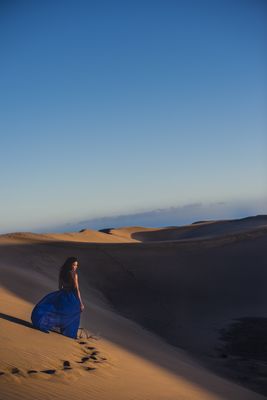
58,277,63,290
73,272,85,311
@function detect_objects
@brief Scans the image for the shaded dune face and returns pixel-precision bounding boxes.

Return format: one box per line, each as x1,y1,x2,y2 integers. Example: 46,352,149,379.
93,229,267,355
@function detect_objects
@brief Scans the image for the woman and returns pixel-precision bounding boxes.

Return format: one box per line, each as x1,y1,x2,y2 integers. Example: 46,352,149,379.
31,257,85,339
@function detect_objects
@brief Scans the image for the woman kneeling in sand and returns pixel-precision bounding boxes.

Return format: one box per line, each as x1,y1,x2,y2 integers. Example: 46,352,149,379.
31,257,85,339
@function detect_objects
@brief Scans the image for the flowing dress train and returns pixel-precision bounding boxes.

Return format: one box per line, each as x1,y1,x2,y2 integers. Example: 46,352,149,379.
31,288,81,339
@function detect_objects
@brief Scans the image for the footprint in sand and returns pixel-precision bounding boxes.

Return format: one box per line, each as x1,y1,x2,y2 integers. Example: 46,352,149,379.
40,369,57,375
76,356,91,364
77,334,100,343
11,367,21,375
63,360,72,370
83,366,96,371
76,340,107,365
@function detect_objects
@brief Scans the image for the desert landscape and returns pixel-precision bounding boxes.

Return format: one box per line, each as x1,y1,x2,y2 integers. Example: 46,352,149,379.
1,0,266,398
0,215,266,400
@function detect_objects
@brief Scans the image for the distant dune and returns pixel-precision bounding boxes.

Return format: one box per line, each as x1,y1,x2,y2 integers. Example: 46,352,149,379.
106,214,267,242
0,215,266,399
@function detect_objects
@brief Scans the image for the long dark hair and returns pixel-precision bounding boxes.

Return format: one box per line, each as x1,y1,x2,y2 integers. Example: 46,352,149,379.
59,256,78,286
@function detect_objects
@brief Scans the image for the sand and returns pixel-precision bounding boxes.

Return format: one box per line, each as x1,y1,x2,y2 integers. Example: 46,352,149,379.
0,215,266,400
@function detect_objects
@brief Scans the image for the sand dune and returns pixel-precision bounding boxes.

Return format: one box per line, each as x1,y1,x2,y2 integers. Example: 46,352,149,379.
0,215,266,399
107,215,267,242
0,228,138,244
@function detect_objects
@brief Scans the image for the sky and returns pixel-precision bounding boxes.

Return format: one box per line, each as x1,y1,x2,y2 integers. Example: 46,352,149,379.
0,0,266,233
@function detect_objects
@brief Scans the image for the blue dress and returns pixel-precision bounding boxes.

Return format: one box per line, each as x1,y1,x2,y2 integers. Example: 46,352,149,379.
31,287,81,339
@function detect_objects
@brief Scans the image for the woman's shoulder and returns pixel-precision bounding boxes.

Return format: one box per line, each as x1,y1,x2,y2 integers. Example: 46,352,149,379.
69,270,78,279
70,269,77,275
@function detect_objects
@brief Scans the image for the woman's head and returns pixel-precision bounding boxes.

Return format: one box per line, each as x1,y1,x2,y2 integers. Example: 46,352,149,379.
59,256,79,284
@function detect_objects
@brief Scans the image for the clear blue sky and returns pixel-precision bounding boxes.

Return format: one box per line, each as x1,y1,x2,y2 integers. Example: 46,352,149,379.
0,0,266,233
